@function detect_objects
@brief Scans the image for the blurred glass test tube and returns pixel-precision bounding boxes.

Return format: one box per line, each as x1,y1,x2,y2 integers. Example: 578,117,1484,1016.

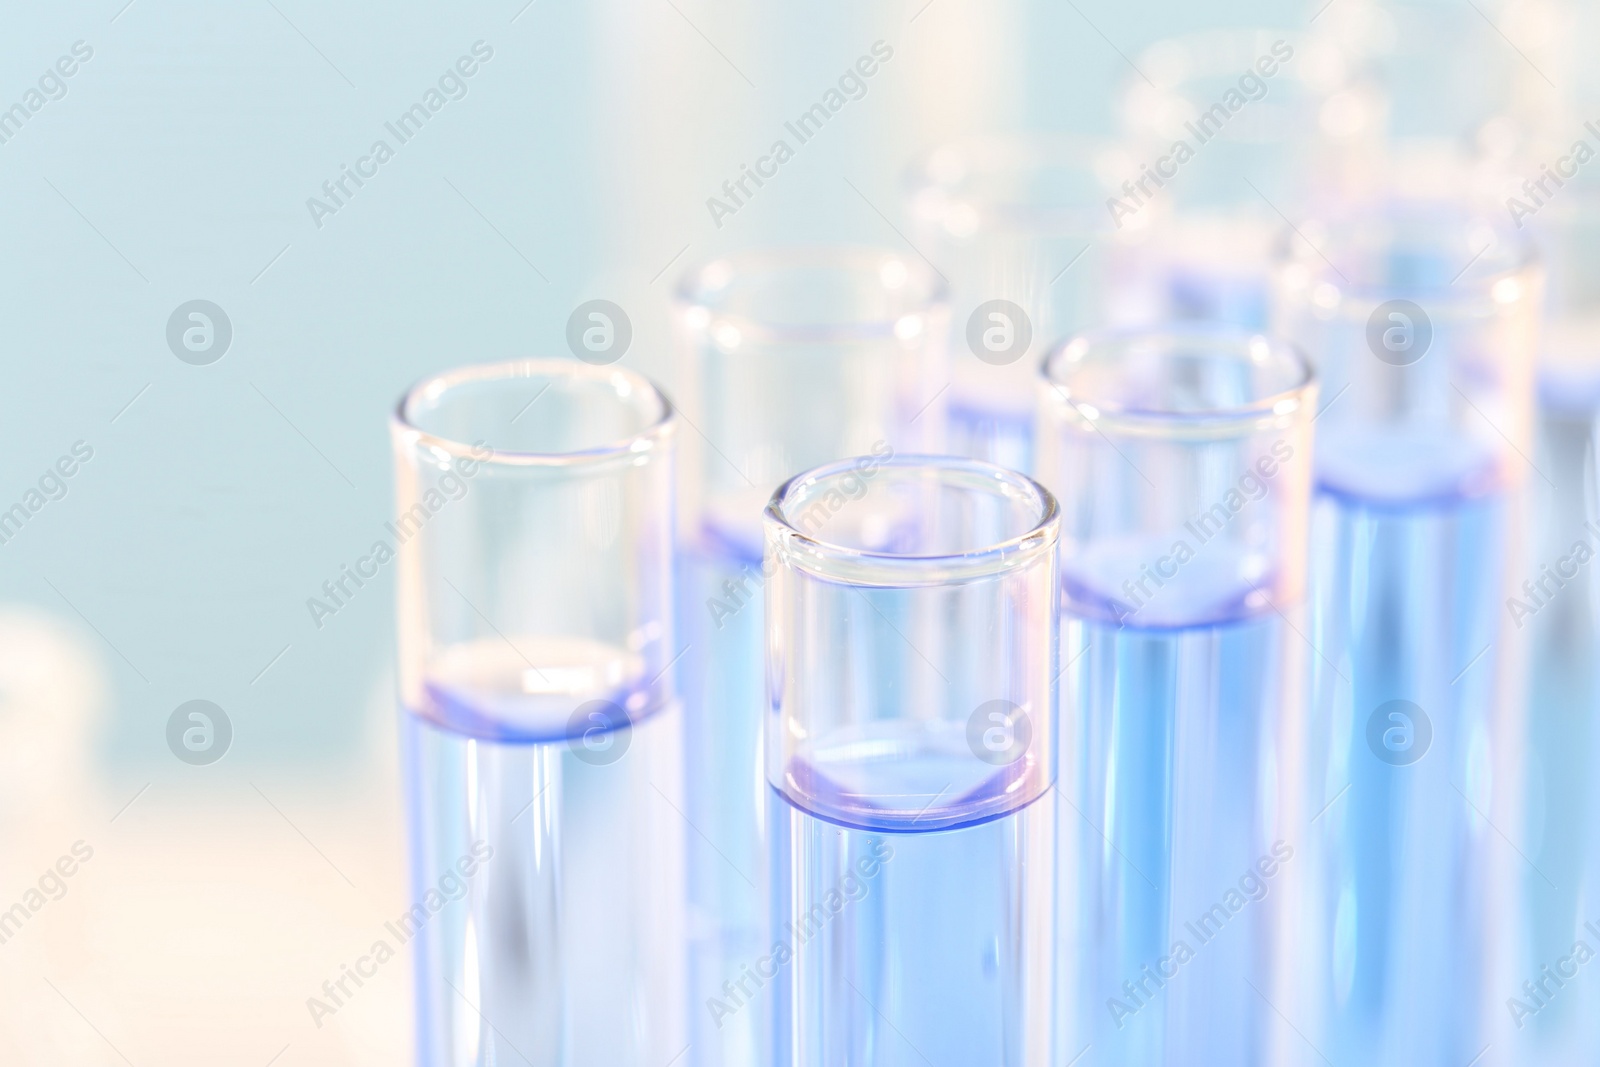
1034,327,1317,1067
1113,28,1365,332
1273,200,1540,1067
1314,0,1552,146
1501,186,1600,1065
906,134,1129,473
392,361,686,1067
764,455,1059,1067
672,248,948,1067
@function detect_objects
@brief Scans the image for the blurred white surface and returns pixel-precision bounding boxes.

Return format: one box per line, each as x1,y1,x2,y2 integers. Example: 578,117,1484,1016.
0,610,410,1064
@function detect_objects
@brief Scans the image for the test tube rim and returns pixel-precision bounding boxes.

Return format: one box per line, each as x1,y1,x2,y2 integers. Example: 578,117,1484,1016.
763,453,1060,586
903,130,1125,239
673,244,949,347
1277,194,1541,316
1118,26,1327,152
391,358,676,469
1040,323,1316,440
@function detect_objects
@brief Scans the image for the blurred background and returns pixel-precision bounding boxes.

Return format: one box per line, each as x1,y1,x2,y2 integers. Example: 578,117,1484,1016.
0,0,1586,1062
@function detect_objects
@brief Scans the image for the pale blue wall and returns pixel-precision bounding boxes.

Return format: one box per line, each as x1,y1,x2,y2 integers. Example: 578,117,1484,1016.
0,0,1283,770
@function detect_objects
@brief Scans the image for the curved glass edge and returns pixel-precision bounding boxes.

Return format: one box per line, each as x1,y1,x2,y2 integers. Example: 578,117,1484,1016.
1278,199,1540,310
391,358,677,469
762,454,1061,588
770,769,1056,835
1039,325,1317,442
673,245,950,347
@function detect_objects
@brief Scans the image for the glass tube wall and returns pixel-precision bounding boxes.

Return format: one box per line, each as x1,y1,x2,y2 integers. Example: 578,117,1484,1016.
764,455,1059,1067
391,361,685,1067
673,247,949,1067
1035,326,1317,1067
1273,197,1541,1067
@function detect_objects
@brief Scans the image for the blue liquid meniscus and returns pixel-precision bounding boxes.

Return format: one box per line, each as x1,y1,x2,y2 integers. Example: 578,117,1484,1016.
768,722,1055,1067
401,637,687,1067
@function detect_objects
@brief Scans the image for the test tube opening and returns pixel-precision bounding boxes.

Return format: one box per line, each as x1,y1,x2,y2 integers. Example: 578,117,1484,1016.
391,359,680,743
1275,195,1541,504
396,358,674,462
1038,325,1316,629
764,455,1059,834
676,246,946,346
1043,326,1312,430
766,453,1058,584
906,134,1120,237
675,247,951,556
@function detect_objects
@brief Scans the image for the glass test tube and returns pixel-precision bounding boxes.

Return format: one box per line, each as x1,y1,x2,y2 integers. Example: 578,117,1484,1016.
1500,186,1600,1065
906,134,1128,473
764,455,1059,1067
1315,0,1547,146
1113,28,1359,332
1034,326,1317,1067
1273,199,1540,1067
391,361,685,1067
672,247,948,1067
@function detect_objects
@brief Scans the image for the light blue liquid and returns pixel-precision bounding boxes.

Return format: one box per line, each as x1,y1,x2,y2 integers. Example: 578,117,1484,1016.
769,738,1055,1067
948,401,1034,477
1300,489,1509,1066
1160,266,1268,331
401,647,686,1067
677,536,769,1067
1060,611,1296,1067
1506,408,1599,1065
